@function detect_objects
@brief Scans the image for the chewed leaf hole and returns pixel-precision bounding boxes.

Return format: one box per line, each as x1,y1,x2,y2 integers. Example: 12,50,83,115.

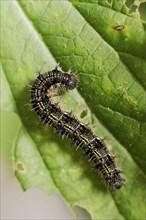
114,24,125,31
15,161,25,172
139,2,146,21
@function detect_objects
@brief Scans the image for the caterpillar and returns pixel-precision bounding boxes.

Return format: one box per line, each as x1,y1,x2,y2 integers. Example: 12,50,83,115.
30,67,125,190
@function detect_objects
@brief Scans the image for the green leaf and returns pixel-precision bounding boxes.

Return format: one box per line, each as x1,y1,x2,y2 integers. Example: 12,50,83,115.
1,1,146,219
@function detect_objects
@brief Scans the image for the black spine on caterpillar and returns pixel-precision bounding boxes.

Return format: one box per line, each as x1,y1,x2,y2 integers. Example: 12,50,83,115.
30,67,125,190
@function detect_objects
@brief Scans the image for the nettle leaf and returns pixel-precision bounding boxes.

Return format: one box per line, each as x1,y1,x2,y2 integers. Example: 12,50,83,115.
1,1,146,219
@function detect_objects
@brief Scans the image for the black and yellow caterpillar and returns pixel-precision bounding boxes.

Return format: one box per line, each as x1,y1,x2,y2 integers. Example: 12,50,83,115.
31,67,125,190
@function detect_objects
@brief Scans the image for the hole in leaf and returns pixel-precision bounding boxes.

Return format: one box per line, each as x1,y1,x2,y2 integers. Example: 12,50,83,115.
125,0,134,9
139,2,146,21
80,109,88,118
129,4,137,14
16,161,25,172
114,24,125,31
